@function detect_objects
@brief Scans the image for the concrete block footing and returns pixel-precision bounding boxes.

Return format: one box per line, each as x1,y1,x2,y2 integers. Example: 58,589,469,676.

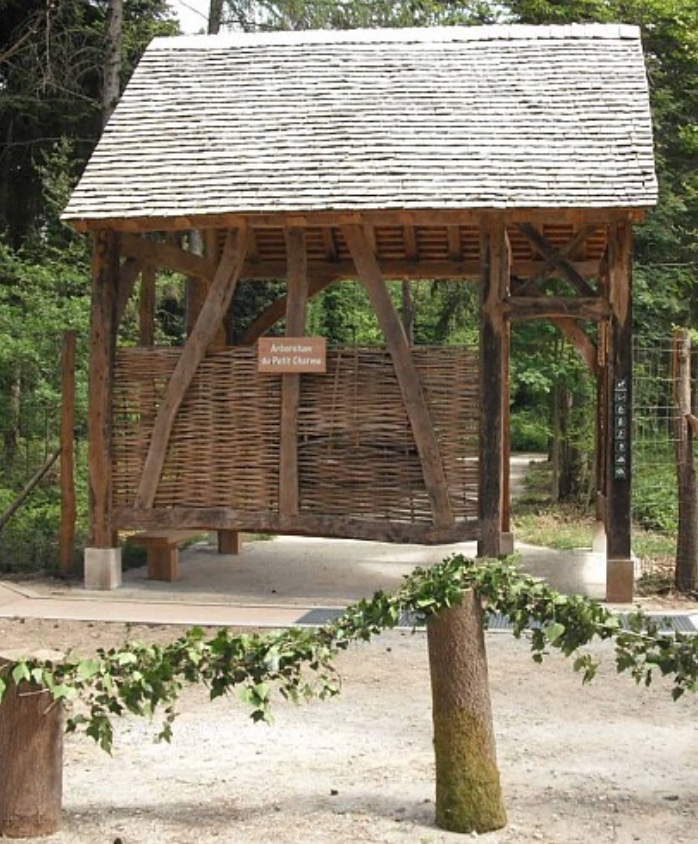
84,547,122,591
591,521,607,554
499,532,515,556
606,557,635,603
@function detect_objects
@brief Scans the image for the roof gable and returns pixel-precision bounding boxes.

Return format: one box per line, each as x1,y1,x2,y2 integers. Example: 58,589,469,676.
63,24,658,225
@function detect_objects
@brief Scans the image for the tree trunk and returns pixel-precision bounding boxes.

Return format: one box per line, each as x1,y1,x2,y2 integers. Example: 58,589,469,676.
208,0,224,34
673,328,698,592
427,592,507,833
0,670,64,838
102,0,123,127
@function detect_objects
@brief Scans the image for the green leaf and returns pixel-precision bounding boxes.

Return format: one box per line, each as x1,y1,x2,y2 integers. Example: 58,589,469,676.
12,663,30,685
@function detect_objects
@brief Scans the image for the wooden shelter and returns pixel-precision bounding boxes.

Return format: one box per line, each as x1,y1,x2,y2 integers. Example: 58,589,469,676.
63,24,657,599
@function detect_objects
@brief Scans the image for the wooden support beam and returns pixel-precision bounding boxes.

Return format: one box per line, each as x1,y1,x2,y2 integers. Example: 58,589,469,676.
279,228,308,517
343,224,454,528
121,234,217,280
447,225,462,261
322,227,339,262
505,296,611,322
404,225,419,261
113,506,478,545
604,221,634,602
72,206,644,235
518,225,595,295
59,331,76,574
139,265,156,346
88,230,119,547
135,227,248,509
517,223,596,296
478,220,510,557
509,279,599,376
116,257,146,325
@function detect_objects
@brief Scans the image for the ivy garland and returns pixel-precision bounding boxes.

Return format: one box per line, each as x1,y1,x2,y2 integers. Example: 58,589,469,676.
1,555,696,753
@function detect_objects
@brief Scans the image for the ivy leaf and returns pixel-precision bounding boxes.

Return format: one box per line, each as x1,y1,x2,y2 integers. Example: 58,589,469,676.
11,662,30,685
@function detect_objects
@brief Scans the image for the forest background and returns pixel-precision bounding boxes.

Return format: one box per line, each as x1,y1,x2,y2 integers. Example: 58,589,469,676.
0,0,696,574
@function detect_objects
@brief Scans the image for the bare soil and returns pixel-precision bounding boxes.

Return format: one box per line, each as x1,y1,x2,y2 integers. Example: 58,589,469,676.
1,617,697,844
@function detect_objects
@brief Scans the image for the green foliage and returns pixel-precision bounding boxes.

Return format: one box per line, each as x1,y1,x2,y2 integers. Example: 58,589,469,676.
2,556,698,753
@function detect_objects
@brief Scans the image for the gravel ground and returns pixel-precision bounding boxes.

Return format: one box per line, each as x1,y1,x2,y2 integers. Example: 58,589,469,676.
1,617,697,844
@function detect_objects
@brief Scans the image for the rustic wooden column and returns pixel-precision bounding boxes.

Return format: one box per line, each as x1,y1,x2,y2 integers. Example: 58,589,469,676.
88,230,119,549
343,224,454,528
136,227,247,509
279,228,308,517
0,651,64,838
59,331,77,574
605,221,634,602
478,220,510,557
500,318,514,554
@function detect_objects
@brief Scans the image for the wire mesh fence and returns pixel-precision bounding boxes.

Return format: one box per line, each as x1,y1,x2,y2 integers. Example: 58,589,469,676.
633,336,697,539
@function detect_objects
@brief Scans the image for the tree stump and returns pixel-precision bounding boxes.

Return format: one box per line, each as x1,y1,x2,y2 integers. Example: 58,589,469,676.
427,592,507,833
0,650,64,838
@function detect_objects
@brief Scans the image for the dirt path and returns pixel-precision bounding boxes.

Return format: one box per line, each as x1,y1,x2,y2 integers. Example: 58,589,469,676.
1,617,696,844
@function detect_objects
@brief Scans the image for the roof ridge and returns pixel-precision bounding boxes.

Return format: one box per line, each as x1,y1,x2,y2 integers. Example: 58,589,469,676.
150,23,641,51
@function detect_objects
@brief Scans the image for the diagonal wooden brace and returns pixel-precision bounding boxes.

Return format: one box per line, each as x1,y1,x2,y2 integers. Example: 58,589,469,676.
135,226,248,508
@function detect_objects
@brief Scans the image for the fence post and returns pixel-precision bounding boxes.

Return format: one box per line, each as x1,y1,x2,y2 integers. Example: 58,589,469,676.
672,328,698,592
60,331,77,574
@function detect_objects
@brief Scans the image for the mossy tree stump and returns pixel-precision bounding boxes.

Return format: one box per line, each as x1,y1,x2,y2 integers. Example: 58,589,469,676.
0,651,64,838
427,591,507,833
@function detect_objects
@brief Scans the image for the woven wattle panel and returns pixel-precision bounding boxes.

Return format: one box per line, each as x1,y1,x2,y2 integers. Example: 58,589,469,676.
112,346,478,525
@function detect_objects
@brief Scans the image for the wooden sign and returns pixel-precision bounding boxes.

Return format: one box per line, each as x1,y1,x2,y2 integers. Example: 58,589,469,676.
258,337,327,373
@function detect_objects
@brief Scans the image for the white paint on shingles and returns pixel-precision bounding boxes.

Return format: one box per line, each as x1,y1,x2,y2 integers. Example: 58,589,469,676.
63,26,657,222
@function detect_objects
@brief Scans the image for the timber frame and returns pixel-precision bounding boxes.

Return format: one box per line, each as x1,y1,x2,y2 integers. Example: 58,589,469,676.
87,209,636,597
68,24,658,601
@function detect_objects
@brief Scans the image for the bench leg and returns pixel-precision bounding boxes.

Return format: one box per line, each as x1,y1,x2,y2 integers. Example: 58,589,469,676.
147,545,178,581
217,530,242,555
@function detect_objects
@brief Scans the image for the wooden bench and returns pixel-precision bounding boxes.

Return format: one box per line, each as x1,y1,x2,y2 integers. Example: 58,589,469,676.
127,529,242,581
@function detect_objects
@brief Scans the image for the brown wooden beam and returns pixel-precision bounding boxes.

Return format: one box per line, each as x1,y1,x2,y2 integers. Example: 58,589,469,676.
279,228,308,517
71,207,646,234
88,230,120,546
505,296,611,322
59,331,77,573
517,225,596,295
343,224,454,528
121,234,217,280
135,227,248,508
112,506,478,545
478,220,510,557
116,257,146,325
517,223,597,297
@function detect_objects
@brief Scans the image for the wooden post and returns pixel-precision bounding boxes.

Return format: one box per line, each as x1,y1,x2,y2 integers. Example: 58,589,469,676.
500,318,513,553
673,328,698,592
605,222,634,602
88,230,119,547
279,228,308,517
343,224,454,528
139,265,156,346
0,651,64,838
428,594,507,833
59,331,76,574
478,220,510,557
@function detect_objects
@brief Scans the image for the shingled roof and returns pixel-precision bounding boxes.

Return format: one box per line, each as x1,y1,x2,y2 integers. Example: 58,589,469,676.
63,24,657,225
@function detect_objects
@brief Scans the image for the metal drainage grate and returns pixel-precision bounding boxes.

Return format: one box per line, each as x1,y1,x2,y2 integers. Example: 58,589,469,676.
296,608,422,627
296,608,696,634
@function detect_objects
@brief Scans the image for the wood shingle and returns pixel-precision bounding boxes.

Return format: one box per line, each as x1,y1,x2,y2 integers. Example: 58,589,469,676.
63,24,657,226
